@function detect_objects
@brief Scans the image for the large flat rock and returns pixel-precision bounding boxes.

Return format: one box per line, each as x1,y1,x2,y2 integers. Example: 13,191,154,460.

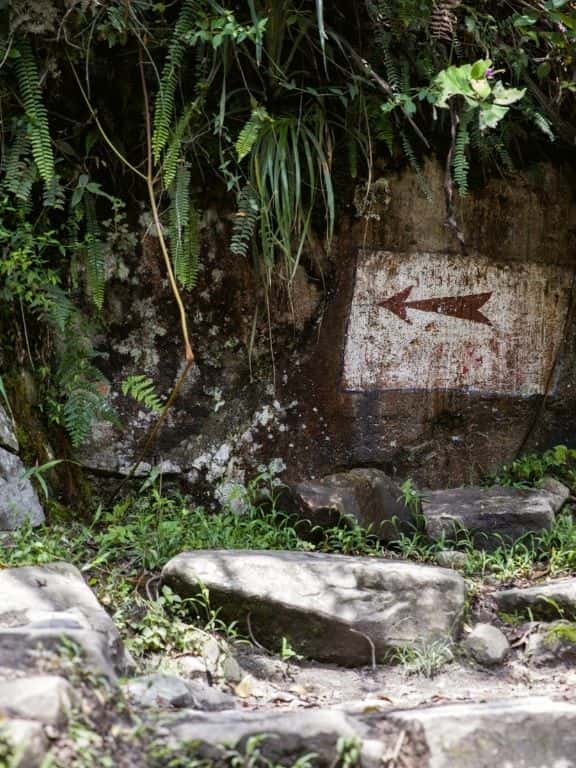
162,708,385,767
0,562,126,678
389,697,576,768
162,550,465,665
0,447,44,530
495,577,576,620
160,697,576,768
422,486,559,547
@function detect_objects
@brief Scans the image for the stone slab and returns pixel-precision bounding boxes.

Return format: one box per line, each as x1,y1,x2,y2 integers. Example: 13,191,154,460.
422,486,558,546
162,550,465,665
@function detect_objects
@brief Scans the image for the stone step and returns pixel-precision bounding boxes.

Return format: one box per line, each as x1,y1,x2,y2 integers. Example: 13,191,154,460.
160,697,576,768
421,485,567,547
162,550,466,665
495,576,576,620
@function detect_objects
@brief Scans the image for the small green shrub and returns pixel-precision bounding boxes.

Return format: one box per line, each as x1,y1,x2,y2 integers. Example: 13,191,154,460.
490,445,576,492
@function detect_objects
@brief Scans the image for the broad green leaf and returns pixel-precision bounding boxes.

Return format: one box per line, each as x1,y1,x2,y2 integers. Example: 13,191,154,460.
478,103,508,131
470,78,491,100
492,82,526,106
470,59,492,80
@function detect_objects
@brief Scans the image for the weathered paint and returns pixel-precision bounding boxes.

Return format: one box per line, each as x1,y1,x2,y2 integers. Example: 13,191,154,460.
342,251,572,396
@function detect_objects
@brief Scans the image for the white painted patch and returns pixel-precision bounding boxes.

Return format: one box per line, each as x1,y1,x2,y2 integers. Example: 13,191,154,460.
342,251,572,395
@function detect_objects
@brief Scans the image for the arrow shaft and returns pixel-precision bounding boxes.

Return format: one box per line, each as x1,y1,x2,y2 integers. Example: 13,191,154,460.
378,286,493,326
406,292,492,325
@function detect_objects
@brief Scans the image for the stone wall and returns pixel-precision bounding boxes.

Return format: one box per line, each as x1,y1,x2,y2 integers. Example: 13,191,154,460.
79,160,576,489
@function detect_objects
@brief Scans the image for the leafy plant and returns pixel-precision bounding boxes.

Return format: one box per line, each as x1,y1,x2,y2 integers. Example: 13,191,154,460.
387,639,454,678
121,375,164,413
13,36,54,185
491,445,576,491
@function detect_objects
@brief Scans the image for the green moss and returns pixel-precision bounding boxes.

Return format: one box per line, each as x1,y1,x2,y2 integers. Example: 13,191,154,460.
498,611,525,628
545,621,576,647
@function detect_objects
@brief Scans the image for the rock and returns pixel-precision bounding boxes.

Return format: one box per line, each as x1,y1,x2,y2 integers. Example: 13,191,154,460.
290,468,413,542
172,654,209,682
162,550,466,665
435,550,467,570
0,447,44,530
540,476,571,508
123,674,235,711
0,405,18,453
162,708,384,767
422,486,559,547
0,562,126,677
495,577,576,621
524,621,576,666
388,697,576,768
0,627,119,682
0,675,74,727
462,623,509,666
0,718,49,768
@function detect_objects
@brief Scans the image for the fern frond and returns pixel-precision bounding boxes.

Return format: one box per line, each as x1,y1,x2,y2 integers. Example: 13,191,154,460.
2,125,37,201
177,203,200,290
63,386,103,446
121,375,163,412
235,106,269,162
231,185,260,258
84,194,106,310
452,111,471,196
40,285,76,334
532,110,555,141
43,174,66,210
14,36,54,184
152,0,196,162
168,162,190,276
162,100,197,188
399,128,430,199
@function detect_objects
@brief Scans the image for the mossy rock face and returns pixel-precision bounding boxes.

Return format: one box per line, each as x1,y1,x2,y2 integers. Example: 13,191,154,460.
5,370,93,515
495,579,576,623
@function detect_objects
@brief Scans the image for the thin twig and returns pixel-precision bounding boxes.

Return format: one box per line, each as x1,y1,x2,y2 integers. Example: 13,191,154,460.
246,612,273,655
384,730,406,767
145,574,161,602
349,628,377,670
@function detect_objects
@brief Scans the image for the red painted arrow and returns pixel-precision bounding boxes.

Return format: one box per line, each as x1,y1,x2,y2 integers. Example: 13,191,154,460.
378,286,493,326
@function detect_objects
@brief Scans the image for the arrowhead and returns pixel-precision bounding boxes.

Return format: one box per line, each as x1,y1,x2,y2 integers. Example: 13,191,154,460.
378,286,414,323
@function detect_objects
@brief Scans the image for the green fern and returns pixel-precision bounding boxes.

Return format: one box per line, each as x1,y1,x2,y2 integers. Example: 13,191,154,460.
231,184,260,258
2,125,37,201
452,111,471,196
178,203,200,290
42,174,66,210
531,110,555,142
169,163,189,273
399,127,430,199
63,387,104,446
235,106,269,162
13,36,54,184
41,285,76,334
162,100,198,188
83,193,106,309
121,375,163,413
56,322,113,446
152,0,197,162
